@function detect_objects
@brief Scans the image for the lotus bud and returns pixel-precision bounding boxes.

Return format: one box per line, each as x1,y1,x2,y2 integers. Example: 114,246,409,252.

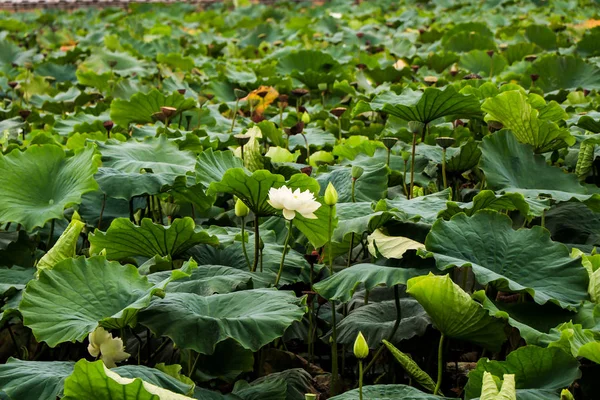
381,137,398,150
304,250,319,265
235,198,249,217
408,121,425,135
353,331,369,359
324,182,338,206
318,83,328,92
401,151,411,162
435,136,456,149
351,165,364,180
560,389,574,400
301,112,311,124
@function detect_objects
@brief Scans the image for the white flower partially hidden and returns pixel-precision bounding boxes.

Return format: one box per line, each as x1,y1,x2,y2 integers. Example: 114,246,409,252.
88,327,130,368
268,186,321,220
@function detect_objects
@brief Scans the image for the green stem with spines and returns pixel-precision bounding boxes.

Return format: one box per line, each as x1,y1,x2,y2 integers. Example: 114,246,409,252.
434,334,445,396
274,219,293,286
240,217,251,270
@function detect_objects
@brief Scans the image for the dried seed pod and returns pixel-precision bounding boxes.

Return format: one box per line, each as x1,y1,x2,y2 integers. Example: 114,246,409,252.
435,136,456,149
160,106,177,118
330,107,347,118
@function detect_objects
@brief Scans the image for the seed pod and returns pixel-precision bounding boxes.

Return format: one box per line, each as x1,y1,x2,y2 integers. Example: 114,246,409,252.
435,136,456,149
351,165,364,180
381,137,398,150
160,106,177,118
103,120,114,133
330,107,347,118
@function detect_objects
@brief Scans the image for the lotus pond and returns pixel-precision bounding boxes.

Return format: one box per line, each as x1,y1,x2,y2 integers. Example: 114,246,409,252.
2,0,600,399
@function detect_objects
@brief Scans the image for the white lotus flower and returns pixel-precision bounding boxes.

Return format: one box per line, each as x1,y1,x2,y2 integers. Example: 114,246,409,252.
267,186,321,220
88,327,130,368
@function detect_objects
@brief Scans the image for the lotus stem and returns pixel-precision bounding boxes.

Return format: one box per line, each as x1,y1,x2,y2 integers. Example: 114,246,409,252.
442,148,448,189
230,98,239,132
403,159,409,196
363,285,402,375
302,133,310,166
46,219,55,249
387,148,391,167
328,204,339,395
241,217,251,270
274,219,293,286
541,210,545,228
434,334,445,396
252,215,260,272
409,132,417,199
338,118,342,141
98,194,107,229
358,359,364,400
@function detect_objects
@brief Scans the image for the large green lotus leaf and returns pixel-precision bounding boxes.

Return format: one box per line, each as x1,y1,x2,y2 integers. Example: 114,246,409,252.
333,298,430,347
187,241,309,286
544,202,600,248
193,340,254,383
313,263,435,303
139,289,306,354
407,273,507,351
169,176,217,212
292,197,336,249
333,202,400,242
94,168,177,200
445,140,482,172
78,49,152,78
464,346,581,400
316,164,389,203
113,365,194,396
526,55,600,92
479,131,600,209
98,136,196,177
19,256,170,347
276,49,342,87
231,368,314,400
195,149,245,188
576,28,600,57
330,384,454,399
0,266,35,295
481,91,574,153
385,189,452,225
63,360,191,400
147,265,254,295
525,25,557,50
472,291,598,346
546,322,600,364
370,86,481,124
439,191,531,220
208,169,285,216
89,217,218,260
0,146,98,230
53,111,109,136
0,358,74,400
110,89,196,127
459,50,508,77
37,217,85,271
425,211,589,309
